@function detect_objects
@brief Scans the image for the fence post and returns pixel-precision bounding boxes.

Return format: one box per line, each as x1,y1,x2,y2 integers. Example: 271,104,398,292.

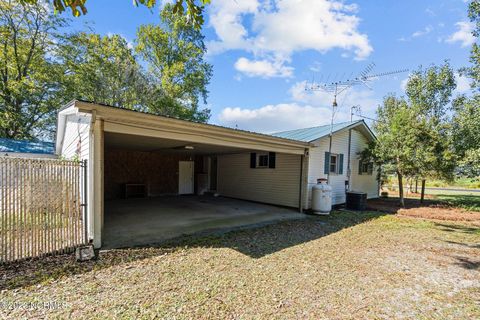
82,159,88,244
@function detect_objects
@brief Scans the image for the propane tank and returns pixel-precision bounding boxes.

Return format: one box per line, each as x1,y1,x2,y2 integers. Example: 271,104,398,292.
312,178,332,215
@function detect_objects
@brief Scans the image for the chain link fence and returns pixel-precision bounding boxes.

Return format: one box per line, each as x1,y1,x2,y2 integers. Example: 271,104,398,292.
0,157,87,263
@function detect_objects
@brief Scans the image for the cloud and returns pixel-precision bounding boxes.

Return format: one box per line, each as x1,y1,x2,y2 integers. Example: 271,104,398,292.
400,77,409,91
234,57,293,78
446,21,475,47
207,0,372,77
455,73,472,93
218,103,334,133
412,25,433,38
216,81,380,133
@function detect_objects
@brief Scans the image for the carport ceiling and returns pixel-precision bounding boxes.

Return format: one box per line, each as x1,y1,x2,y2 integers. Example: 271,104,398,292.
105,132,250,155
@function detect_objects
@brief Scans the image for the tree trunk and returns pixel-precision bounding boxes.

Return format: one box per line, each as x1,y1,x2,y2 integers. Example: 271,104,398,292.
398,172,405,207
420,179,426,203
415,178,418,193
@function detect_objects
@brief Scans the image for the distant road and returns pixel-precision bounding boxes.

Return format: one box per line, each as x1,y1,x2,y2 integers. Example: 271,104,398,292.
423,187,480,193
390,186,480,193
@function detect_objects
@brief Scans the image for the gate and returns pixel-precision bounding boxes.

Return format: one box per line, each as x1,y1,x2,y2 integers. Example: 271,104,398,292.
0,157,88,263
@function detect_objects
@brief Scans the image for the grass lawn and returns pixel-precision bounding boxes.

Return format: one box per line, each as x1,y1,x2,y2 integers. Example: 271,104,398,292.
1,203,479,320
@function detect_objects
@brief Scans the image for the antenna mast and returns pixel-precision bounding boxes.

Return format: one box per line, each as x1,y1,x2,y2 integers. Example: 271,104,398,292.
305,63,408,184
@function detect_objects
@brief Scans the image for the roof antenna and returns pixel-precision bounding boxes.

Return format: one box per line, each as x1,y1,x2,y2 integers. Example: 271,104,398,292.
305,62,408,184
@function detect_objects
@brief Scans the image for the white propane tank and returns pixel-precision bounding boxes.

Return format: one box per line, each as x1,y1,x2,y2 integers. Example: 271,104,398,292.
312,178,332,215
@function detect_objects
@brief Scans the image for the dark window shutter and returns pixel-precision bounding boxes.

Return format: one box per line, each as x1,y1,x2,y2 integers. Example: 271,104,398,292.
268,152,276,168
368,163,373,175
250,152,256,168
358,160,363,175
324,152,330,174
339,154,344,174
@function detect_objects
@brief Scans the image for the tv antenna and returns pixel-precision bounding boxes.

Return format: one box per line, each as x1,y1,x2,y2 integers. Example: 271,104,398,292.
350,105,361,122
351,105,379,122
306,63,408,183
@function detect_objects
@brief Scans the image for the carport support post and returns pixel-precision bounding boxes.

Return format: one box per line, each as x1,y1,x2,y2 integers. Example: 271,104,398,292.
299,150,309,212
93,118,104,248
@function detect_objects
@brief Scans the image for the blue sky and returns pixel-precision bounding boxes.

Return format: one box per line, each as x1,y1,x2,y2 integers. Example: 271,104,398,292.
67,0,474,133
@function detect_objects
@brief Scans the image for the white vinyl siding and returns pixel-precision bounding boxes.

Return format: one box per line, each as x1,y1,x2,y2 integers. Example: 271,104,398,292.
349,129,379,199
60,113,91,160
217,152,301,208
306,129,350,207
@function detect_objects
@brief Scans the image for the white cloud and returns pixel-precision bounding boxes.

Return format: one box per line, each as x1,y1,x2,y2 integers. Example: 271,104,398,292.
216,81,380,133
412,25,433,38
400,77,409,92
218,103,334,133
446,21,475,47
234,57,293,78
207,0,372,77
455,73,472,93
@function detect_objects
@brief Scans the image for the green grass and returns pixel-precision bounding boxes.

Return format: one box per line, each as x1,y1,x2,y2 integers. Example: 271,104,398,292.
427,177,480,189
436,194,480,212
386,176,480,189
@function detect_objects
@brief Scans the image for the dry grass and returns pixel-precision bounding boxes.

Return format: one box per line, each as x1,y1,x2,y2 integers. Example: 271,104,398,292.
368,197,480,225
1,209,479,320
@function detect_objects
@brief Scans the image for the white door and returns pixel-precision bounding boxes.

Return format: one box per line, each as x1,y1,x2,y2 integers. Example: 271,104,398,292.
178,161,194,194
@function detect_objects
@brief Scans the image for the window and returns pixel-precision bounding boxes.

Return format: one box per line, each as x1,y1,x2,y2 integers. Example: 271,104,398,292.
324,152,344,175
257,154,269,168
250,152,276,169
330,154,338,174
359,160,373,175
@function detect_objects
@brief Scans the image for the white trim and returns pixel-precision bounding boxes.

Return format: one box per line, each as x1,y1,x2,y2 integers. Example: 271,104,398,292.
72,101,310,155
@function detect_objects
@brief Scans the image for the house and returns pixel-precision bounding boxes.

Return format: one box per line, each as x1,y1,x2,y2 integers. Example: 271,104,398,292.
53,100,377,248
0,137,56,158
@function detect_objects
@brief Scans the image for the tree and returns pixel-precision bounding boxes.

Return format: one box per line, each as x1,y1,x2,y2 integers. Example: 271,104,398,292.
364,96,425,207
452,95,480,177
0,1,65,139
405,63,457,201
58,32,152,110
364,63,457,207
450,0,480,178
136,4,212,122
18,0,211,29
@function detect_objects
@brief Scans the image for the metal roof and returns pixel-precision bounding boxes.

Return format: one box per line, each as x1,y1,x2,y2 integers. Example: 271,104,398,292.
68,100,311,146
271,120,364,142
0,138,55,154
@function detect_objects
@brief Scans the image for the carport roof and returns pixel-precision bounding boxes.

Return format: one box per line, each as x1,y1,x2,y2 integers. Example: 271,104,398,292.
58,100,312,155
62,99,310,143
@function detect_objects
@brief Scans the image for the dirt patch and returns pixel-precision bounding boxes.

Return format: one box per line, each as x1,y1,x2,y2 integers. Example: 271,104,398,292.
368,197,480,225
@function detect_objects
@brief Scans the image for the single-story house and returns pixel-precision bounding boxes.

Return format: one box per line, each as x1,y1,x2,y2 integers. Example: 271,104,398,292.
51,100,378,248
0,137,56,158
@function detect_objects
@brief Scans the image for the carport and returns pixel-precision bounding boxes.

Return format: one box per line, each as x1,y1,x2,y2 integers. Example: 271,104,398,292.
56,101,311,248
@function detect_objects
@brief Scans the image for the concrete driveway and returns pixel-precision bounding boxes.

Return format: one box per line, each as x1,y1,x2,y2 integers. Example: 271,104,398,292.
103,195,304,248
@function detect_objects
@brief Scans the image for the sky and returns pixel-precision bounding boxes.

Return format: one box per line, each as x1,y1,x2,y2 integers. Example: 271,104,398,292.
67,0,475,133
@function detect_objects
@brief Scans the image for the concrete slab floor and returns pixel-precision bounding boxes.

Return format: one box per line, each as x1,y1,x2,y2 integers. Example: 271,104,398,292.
103,195,305,248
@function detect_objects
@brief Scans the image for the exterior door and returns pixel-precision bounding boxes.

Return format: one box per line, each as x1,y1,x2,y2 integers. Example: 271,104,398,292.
178,161,194,194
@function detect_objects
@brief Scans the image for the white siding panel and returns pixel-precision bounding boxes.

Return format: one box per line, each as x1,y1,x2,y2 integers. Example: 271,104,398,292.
61,113,91,160
217,153,301,208
349,129,379,199
306,130,350,206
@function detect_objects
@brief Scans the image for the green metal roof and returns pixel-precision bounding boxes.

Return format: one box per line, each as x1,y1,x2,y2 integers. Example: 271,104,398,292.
271,120,364,142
